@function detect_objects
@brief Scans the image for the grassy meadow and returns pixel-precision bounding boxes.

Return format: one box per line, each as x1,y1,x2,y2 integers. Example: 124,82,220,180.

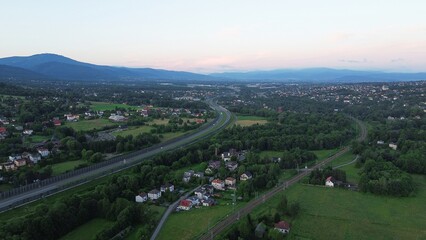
235,115,268,126
51,160,87,175
60,218,114,240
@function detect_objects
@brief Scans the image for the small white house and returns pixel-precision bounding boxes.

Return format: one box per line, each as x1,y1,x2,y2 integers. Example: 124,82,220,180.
37,148,50,158
29,153,42,163
274,221,290,234
135,192,147,203
148,189,161,200
160,183,175,193
212,179,225,190
389,143,398,150
325,176,335,187
240,172,253,181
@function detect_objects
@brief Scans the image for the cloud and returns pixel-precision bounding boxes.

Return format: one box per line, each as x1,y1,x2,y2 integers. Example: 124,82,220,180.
339,58,367,63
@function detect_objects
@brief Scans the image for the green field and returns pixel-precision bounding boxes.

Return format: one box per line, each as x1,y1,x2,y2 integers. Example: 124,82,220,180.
60,218,114,240
242,173,426,240
236,115,268,126
24,135,50,143
158,200,240,240
51,160,87,175
89,101,141,111
66,118,117,131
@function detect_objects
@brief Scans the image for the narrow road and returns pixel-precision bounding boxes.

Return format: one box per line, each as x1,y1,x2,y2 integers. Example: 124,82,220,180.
333,155,359,169
0,100,232,212
199,117,367,240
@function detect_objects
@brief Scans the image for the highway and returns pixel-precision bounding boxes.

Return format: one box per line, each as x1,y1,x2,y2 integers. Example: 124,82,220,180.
198,117,367,240
0,99,232,212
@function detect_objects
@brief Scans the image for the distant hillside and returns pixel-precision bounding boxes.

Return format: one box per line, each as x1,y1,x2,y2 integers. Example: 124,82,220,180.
1,54,425,83
0,64,50,80
210,68,426,82
0,53,213,81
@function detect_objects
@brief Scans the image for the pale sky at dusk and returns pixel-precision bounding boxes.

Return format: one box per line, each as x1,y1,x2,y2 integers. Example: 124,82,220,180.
1,0,426,73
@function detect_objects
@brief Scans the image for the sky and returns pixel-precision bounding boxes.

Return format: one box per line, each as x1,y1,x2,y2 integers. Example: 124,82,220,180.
1,0,426,73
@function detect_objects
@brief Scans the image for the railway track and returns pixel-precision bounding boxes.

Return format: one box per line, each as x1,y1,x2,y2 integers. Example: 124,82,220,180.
199,117,367,240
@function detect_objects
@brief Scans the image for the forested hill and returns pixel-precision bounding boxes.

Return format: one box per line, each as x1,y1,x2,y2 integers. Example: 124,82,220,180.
0,54,213,82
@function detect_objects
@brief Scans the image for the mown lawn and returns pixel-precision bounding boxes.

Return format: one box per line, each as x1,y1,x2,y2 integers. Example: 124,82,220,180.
51,160,87,175
66,118,117,131
246,175,426,240
60,218,114,240
89,101,140,111
25,135,50,143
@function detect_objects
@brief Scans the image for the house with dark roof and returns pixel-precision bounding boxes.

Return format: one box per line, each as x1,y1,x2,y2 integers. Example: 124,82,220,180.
240,171,253,181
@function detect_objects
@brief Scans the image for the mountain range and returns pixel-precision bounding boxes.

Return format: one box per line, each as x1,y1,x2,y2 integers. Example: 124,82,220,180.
0,53,425,83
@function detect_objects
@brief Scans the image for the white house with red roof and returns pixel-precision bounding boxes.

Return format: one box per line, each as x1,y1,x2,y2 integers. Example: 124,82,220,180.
274,220,290,234
325,176,335,187
178,199,192,211
212,179,225,190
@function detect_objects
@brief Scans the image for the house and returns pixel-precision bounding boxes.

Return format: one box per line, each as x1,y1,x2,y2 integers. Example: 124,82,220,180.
0,127,7,135
201,184,214,194
274,220,290,234
23,129,33,135
325,176,335,187
194,188,206,199
148,189,161,200
204,167,215,175
208,161,221,170
14,158,27,167
183,170,195,182
240,172,253,181
225,177,236,187
389,143,398,150
53,119,62,126
221,152,231,161
29,153,42,163
109,115,127,122
377,140,384,145
178,199,192,211
225,161,238,171
187,196,201,206
194,172,204,178
65,114,80,122
202,198,215,207
9,154,22,162
135,192,148,203
0,162,17,171
271,157,281,163
212,179,225,190
37,147,50,157
160,183,175,192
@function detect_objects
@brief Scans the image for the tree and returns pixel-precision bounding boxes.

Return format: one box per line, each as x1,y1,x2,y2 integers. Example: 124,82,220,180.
277,195,288,215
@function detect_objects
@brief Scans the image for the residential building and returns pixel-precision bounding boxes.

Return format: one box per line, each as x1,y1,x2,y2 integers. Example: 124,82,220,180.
274,221,290,234
135,193,147,203
148,189,161,200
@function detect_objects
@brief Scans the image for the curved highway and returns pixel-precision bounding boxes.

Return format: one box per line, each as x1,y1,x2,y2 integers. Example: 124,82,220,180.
199,117,367,240
0,99,232,212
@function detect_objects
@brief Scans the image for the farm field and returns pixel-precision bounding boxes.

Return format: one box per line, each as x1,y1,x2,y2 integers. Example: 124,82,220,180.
89,101,141,111
243,175,426,240
235,115,268,126
66,118,117,131
51,160,87,175
60,218,114,240
157,197,243,240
